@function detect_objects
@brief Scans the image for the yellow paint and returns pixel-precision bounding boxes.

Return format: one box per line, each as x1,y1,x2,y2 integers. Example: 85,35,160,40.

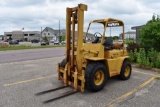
4,74,56,87
58,3,130,92
124,66,130,77
94,70,104,86
107,77,156,107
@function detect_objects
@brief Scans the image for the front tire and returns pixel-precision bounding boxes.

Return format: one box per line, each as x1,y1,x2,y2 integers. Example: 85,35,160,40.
60,59,67,68
85,62,108,92
119,60,132,80
59,59,67,78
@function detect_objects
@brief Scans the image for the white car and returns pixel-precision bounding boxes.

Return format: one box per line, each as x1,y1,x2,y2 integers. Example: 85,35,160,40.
50,39,55,43
61,41,66,45
54,41,60,45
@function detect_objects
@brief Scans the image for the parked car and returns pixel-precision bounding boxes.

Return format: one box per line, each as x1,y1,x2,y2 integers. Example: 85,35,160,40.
17,40,23,42
41,41,49,46
54,41,60,45
61,41,66,45
50,39,55,43
0,41,9,47
9,40,19,45
31,39,39,43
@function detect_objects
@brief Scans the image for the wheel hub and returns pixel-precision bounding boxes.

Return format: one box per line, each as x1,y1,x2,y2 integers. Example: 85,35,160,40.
94,70,104,86
124,66,130,77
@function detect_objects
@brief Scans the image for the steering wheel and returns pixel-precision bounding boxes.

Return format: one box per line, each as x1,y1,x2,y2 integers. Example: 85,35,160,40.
92,32,102,43
94,32,102,38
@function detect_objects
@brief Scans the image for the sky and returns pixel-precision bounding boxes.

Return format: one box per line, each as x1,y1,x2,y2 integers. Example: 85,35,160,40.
0,0,160,35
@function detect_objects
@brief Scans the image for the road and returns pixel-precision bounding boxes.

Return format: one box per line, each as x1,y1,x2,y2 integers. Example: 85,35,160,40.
0,48,160,107
0,47,65,63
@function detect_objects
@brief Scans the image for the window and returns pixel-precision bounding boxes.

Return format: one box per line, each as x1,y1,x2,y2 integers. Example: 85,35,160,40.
48,33,50,35
44,33,46,35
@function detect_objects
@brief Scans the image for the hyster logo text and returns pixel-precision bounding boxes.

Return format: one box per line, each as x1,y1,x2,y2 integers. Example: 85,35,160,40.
108,23,119,26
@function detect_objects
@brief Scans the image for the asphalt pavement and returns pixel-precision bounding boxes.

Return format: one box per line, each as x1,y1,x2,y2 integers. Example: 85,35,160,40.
0,55,160,107
0,47,65,63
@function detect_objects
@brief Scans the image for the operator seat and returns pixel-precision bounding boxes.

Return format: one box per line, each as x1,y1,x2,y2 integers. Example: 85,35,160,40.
103,38,113,50
92,37,99,43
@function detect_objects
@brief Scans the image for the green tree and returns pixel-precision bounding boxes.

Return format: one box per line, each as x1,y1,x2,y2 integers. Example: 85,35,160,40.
61,35,66,41
9,36,12,40
139,14,160,51
112,36,119,40
43,36,48,42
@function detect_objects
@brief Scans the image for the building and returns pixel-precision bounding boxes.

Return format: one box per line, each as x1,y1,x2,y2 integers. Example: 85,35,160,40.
131,25,144,42
84,32,94,41
3,27,94,42
119,31,136,40
42,27,65,42
0,35,4,41
4,31,40,41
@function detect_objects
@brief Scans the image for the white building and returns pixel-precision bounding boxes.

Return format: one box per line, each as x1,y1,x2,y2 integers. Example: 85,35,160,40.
119,31,136,40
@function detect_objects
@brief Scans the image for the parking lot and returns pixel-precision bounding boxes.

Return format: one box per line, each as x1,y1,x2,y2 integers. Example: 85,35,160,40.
0,56,160,107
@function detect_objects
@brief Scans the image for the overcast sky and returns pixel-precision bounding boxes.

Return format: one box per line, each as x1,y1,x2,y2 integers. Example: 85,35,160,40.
0,0,159,35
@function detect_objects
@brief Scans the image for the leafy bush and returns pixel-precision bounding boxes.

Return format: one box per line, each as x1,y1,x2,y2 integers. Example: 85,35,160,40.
136,48,150,68
125,39,134,45
139,14,160,51
155,53,160,68
147,48,158,67
127,42,140,52
128,47,160,69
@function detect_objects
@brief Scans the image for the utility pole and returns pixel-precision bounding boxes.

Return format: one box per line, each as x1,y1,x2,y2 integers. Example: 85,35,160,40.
110,27,111,37
59,21,61,42
41,27,42,42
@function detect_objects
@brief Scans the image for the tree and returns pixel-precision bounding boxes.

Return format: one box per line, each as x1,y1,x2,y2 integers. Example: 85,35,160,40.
112,36,119,40
61,35,66,41
43,36,48,42
139,14,160,51
9,36,12,40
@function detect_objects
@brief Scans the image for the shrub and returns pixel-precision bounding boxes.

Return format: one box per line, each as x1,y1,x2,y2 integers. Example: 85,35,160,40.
155,53,160,68
127,42,140,52
135,48,150,68
147,48,158,67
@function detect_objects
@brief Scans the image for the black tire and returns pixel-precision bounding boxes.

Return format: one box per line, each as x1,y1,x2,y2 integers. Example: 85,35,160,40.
119,60,132,80
59,59,67,78
60,58,67,68
85,62,108,92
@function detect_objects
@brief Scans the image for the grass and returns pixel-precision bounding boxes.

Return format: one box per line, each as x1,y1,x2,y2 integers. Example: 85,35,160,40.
0,45,65,51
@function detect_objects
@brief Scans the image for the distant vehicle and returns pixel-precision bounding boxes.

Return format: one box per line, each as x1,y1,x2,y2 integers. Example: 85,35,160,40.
9,40,19,45
0,41,9,46
61,41,66,45
31,39,39,43
17,40,23,42
50,39,55,43
41,41,49,46
54,41,60,45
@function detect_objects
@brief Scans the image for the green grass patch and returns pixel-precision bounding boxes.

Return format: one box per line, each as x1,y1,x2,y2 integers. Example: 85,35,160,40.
0,45,65,51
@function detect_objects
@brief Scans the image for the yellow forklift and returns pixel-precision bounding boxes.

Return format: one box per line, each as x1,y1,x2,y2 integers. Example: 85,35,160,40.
37,4,132,103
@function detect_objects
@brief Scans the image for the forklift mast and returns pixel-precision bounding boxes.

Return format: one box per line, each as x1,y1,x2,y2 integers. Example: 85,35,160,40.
66,4,87,74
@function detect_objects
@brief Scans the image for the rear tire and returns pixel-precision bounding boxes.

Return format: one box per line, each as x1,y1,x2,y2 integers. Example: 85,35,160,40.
85,62,108,92
119,60,132,80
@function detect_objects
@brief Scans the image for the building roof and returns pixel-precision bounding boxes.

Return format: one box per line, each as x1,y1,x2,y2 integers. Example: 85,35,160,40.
124,31,136,34
42,27,65,36
23,31,40,34
131,25,144,30
4,31,40,34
